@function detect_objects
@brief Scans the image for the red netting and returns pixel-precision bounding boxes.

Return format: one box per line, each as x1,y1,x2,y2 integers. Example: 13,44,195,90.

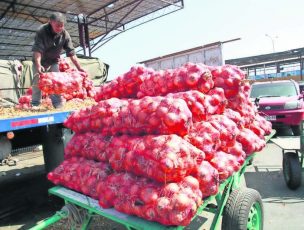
65,133,205,183
137,63,214,98
48,157,203,226
64,96,192,136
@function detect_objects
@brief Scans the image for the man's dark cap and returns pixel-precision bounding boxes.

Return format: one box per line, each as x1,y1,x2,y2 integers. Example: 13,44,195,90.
49,12,66,23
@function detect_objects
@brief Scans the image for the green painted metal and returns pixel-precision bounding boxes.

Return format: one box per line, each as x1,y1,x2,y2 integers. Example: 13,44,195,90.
210,178,233,230
300,120,304,152
40,130,276,230
300,120,304,168
247,202,262,230
28,210,68,230
80,212,93,230
205,151,258,230
266,130,276,142
49,186,173,230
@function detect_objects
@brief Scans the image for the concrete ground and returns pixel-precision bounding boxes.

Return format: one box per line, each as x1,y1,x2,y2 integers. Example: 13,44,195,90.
197,129,304,230
0,148,45,184
0,129,304,230
245,140,304,230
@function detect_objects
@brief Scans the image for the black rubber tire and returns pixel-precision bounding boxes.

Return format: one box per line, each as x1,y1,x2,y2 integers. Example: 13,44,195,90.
222,188,263,230
283,152,302,190
291,125,301,136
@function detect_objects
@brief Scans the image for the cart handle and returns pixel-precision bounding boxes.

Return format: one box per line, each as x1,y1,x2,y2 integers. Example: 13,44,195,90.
28,210,68,230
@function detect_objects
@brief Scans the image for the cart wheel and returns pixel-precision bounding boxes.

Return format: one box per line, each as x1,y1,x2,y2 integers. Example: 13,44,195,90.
222,188,263,230
283,152,302,190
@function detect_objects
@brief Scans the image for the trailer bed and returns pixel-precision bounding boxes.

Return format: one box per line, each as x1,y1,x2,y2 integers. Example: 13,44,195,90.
49,186,176,230
48,174,232,230
0,111,71,132
271,137,300,150
0,99,96,132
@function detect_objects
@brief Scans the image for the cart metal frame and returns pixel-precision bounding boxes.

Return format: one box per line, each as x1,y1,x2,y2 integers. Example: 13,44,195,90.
270,121,304,190
29,131,275,230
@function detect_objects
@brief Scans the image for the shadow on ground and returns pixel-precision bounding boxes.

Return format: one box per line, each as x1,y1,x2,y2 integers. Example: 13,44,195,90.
245,167,304,203
0,174,64,230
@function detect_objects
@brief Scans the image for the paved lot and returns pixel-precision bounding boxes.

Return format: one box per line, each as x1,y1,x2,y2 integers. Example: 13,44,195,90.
245,139,304,230
197,131,304,230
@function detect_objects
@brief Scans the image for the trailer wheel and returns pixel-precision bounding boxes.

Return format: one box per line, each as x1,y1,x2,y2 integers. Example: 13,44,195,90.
0,136,12,161
222,188,263,230
283,152,302,190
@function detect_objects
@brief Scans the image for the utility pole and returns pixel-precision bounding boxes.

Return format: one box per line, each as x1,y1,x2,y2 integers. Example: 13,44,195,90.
265,34,278,78
265,34,278,52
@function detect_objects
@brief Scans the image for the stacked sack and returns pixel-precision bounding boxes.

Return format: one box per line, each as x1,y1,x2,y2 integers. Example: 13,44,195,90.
48,157,203,226
48,62,272,226
16,87,52,110
39,58,96,100
16,59,96,110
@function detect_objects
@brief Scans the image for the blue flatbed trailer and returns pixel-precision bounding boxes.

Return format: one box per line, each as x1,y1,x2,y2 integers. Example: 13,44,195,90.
0,111,71,132
0,111,72,172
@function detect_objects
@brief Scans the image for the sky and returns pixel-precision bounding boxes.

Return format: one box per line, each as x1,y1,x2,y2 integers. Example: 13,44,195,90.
91,0,304,81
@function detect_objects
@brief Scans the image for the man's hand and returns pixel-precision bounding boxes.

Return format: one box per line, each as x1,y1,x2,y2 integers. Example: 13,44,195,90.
33,52,44,74
37,65,45,74
77,67,85,72
70,55,86,73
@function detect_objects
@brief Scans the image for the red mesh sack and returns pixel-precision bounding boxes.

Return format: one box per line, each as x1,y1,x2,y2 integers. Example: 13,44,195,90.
64,132,111,161
252,114,272,135
224,141,246,166
95,65,152,101
47,157,112,199
65,133,205,183
207,115,240,151
185,121,221,160
64,96,192,136
166,88,226,122
223,108,245,129
210,64,246,99
209,151,241,181
98,173,203,226
194,161,219,198
39,71,85,95
237,128,266,156
48,157,203,226
137,63,214,98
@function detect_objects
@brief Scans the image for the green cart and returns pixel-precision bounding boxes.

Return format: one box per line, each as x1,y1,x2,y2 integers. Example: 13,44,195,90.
271,123,304,190
30,131,275,230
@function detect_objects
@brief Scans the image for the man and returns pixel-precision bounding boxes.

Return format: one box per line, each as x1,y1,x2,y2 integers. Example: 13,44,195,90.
31,12,85,109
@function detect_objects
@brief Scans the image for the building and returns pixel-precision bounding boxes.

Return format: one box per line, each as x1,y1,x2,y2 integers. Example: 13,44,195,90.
226,47,304,82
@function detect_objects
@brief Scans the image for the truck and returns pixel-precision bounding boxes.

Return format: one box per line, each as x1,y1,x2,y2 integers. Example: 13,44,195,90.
0,57,108,177
0,110,73,171
249,79,304,135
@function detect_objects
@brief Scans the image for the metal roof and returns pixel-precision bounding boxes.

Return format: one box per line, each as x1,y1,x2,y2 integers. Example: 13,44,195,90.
226,47,304,68
0,0,183,60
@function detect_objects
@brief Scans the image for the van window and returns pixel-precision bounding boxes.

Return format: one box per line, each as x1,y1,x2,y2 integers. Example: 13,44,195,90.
250,82,297,98
299,84,304,93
